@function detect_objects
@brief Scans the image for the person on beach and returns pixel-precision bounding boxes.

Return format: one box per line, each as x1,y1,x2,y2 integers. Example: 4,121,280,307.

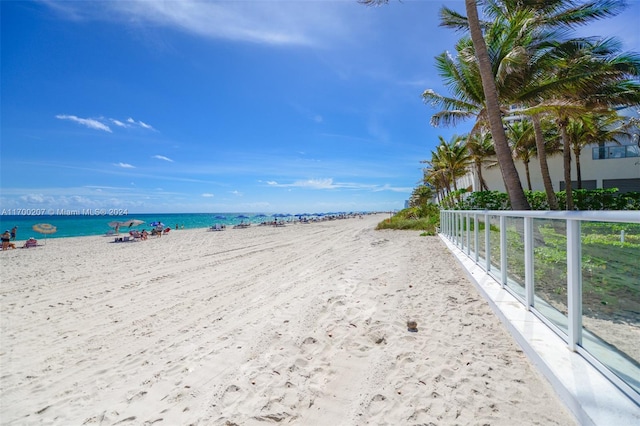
141,229,148,240
11,226,17,241
2,230,12,250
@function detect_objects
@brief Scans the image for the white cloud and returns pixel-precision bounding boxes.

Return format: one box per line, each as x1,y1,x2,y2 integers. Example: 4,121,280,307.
374,184,413,193
201,193,214,198
56,114,112,132
19,193,56,204
126,117,156,130
152,155,174,162
111,119,127,127
290,178,336,189
56,114,155,133
45,0,359,47
116,162,135,168
269,178,411,193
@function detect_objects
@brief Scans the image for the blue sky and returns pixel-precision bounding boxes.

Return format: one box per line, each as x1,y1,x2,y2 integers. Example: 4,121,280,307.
2,1,639,214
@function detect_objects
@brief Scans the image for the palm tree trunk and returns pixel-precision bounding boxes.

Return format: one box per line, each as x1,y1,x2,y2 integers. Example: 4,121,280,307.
573,145,583,189
476,160,489,191
531,114,559,210
560,120,574,210
524,161,532,191
465,0,530,210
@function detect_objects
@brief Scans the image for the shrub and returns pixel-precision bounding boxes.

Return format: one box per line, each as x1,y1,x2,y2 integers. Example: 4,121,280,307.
376,204,440,234
453,189,640,211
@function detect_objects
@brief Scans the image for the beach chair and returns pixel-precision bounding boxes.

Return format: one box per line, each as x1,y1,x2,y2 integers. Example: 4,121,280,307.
23,238,38,248
209,224,225,231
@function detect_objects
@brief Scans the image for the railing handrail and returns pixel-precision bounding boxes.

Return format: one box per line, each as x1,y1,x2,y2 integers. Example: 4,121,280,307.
446,209,640,224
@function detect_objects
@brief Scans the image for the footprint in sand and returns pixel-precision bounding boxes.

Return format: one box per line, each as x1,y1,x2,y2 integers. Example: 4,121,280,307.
364,394,388,417
221,384,243,405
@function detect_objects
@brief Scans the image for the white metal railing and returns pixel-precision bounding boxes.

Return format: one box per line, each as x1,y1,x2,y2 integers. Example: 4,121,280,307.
440,209,640,405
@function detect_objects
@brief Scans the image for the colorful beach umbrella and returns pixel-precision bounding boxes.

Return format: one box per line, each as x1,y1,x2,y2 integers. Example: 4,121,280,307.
32,223,56,244
33,223,56,234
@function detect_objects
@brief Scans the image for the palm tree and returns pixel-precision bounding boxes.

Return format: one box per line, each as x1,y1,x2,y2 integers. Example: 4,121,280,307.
565,111,636,188
423,161,449,204
506,120,537,191
466,130,496,191
409,185,434,207
505,118,563,192
531,37,640,208
423,135,471,193
465,0,630,209
446,0,531,209
421,134,473,208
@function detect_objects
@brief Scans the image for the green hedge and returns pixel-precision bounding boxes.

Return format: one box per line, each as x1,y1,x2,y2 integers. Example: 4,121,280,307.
455,188,640,210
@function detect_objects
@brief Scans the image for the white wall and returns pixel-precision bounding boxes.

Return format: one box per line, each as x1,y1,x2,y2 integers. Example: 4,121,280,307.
477,147,640,192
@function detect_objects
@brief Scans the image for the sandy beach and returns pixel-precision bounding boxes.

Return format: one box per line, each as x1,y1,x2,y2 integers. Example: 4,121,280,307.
0,214,575,425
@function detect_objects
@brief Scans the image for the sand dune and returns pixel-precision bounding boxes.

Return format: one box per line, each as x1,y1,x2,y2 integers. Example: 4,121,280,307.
0,214,575,425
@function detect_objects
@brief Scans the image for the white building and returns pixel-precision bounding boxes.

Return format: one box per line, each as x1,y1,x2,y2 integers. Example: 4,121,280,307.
470,142,640,193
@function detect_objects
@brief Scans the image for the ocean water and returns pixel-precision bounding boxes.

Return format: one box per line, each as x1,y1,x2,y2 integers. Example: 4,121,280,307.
0,212,299,240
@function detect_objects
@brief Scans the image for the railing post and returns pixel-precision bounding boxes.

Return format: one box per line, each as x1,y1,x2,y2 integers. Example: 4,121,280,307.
446,211,450,237
567,219,583,352
474,213,479,263
443,211,447,236
454,212,458,246
500,215,507,287
524,217,534,309
485,213,491,272
466,213,471,256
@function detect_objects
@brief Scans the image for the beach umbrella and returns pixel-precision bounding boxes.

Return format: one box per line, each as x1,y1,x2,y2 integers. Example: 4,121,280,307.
32,223,56,244
235,215,250,219
119,219,144,228
151,221,165,227
214,215,227,220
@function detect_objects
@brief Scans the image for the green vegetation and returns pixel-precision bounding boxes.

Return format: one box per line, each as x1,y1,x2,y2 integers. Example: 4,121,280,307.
454,189,640,211
376,204,440,235
476,218,639,319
